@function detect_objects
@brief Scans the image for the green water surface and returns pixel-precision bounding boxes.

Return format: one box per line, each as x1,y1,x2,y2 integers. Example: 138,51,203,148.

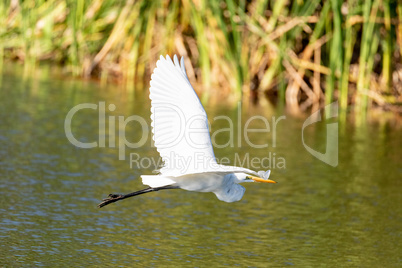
0,64,401,267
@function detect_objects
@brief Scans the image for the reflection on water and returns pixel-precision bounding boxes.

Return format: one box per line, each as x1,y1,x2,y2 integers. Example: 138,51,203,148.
0,63,401,266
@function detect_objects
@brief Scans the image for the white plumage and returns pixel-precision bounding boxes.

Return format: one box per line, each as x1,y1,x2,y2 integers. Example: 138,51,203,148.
149,55,216,176
142,55,276,202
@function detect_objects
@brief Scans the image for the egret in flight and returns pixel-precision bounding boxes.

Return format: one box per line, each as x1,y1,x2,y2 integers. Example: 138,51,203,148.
98,55,276,208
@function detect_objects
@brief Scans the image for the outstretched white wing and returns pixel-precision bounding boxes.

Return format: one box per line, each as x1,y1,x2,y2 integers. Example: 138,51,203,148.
150,55,217,176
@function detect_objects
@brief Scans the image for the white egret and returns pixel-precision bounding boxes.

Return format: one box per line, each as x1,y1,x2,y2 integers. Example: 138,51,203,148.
98,55,276,208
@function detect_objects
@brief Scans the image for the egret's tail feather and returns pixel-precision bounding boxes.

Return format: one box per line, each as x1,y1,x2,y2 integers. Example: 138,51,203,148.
141,175,176,188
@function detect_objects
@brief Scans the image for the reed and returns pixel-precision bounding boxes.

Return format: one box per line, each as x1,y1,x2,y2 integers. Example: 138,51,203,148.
340,0,356,110
0,0,400,112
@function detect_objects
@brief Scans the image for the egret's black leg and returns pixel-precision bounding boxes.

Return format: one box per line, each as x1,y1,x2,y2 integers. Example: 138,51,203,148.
98,186,179,208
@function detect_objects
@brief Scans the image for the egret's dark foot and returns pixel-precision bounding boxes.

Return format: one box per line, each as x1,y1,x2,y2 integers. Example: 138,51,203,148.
98,193,124,208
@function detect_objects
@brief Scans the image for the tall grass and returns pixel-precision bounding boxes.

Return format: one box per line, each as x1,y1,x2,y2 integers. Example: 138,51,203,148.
0,0,400,113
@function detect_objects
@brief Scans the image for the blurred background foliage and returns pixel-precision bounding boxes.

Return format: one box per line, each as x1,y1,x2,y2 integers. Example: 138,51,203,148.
0,0,401,113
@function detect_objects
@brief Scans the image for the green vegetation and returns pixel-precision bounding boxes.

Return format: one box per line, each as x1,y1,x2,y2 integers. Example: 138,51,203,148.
0,0,401,112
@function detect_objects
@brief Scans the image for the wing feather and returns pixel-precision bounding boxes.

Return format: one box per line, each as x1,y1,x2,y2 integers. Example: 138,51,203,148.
150,55,217,176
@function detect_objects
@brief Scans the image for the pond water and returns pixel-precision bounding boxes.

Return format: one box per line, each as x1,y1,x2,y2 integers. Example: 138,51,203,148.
0,63,401,266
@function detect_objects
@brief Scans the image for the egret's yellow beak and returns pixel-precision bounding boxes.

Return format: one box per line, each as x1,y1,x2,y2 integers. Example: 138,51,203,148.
247,175,277,183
